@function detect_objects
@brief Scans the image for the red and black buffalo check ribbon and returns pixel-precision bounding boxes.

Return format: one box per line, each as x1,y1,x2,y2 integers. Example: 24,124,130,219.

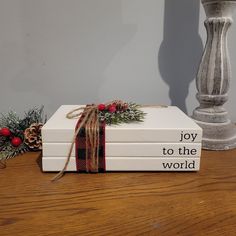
75,113,106,173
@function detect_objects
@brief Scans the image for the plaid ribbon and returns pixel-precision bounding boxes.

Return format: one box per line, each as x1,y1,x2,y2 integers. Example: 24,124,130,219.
75,112,106,172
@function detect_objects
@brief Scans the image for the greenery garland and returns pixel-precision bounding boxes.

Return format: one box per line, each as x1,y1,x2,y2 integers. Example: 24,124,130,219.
0,106,46,160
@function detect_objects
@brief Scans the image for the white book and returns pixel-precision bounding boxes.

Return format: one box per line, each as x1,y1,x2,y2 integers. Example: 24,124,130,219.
42,156,200,172
42,105,202,143
43,142,201,157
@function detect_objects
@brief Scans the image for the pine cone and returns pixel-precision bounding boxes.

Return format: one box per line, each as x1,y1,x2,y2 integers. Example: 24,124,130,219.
24,123,43,150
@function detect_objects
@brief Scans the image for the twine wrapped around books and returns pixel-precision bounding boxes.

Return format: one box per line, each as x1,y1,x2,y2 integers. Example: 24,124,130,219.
51,104,99,181
51,103,167,181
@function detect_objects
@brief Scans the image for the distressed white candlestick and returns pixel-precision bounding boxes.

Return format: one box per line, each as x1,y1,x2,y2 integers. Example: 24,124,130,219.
192,0,236,150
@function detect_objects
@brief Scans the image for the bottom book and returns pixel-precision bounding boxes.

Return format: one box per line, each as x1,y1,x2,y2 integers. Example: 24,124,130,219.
42,157,200,172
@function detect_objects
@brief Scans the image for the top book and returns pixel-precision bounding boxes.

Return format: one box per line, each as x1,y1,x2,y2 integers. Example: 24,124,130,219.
42,105,202,143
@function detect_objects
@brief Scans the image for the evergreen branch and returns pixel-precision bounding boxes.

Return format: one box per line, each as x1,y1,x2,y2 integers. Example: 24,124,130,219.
98,102,145,125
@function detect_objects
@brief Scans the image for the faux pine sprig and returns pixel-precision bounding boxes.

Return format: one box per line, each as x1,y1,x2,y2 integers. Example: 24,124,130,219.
98,101,145,125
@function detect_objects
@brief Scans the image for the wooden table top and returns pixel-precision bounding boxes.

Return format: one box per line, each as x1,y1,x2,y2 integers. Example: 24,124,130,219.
1,150,236,236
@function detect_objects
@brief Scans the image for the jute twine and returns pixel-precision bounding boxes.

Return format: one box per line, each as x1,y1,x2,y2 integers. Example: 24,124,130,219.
51,104,167,181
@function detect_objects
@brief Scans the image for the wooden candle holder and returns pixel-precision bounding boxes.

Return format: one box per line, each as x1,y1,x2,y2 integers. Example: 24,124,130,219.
192,0,236,150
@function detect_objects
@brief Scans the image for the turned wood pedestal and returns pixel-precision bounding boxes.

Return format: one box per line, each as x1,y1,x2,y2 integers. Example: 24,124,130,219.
192,0,236,150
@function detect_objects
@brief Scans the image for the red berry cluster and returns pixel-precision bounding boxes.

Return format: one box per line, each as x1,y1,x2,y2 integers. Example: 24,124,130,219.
98,102,128,113
98,103,116,113
0,127,22,147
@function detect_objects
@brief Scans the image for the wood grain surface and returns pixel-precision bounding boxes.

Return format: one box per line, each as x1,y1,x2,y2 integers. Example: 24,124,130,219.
1,150,236,236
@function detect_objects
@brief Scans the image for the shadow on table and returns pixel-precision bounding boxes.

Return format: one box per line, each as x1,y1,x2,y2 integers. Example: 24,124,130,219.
36,153,43,172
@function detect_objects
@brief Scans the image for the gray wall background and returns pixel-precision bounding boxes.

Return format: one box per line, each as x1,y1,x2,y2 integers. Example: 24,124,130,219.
1,0,236,120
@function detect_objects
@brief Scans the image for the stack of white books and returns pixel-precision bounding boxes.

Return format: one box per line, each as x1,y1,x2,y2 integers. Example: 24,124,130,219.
42,105,202,172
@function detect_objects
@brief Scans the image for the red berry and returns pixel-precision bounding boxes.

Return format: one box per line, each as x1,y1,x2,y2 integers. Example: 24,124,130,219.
0,127,11,137
11,137,22,147
108,105,117,113
98,104,106,111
